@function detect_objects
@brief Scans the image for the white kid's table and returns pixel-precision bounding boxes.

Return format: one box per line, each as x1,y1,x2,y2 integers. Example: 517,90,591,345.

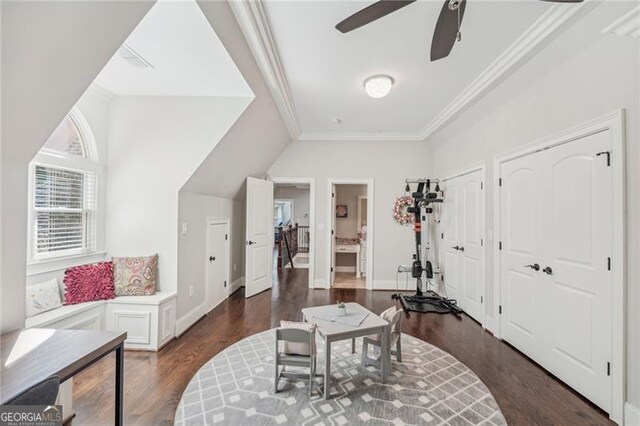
302,302,391,399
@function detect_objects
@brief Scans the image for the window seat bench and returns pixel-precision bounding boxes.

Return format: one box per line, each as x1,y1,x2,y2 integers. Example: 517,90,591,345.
25,292,177,352
25,293,176,422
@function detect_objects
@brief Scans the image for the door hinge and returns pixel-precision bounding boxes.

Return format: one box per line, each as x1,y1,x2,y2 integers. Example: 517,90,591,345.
499,178,502,187
596,151,611,167
331,229,334,235
332,192,335,198
225,234,228,241
499,241,502,250
481,238,484,247
331,267,334,272
499,305,502,315
224,280,227,288
607,362,611,376
441,233,444,239
441,275,444,283
481,296,484,304
481,182,483,190
608,257,611,271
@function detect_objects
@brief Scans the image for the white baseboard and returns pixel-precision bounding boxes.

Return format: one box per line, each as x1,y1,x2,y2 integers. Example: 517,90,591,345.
373,280,409,291
335,266,356,273
230,277,245,295
175,302,206,337
626,402,640,425
314,279,328,289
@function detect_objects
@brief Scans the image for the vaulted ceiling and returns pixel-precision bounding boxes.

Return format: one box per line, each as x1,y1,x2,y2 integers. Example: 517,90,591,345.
235,0,599,141
94,0,252,98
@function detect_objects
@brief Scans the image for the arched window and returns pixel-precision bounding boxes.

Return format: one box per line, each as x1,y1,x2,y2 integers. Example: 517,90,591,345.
28,108,99,261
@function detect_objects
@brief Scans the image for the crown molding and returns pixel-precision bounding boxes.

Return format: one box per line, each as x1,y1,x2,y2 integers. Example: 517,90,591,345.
233,0,595,143
418,0,599,141
602,4,640,38
229,0,301,139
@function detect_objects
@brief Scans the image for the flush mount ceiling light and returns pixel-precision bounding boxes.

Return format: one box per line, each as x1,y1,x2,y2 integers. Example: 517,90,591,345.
364,75,394,98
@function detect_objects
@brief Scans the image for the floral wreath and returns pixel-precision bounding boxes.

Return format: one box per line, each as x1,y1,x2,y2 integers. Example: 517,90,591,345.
392,195,414,226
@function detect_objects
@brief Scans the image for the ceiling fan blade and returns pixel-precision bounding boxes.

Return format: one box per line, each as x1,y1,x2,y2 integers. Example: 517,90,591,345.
336,0,417,33
430,0,467,61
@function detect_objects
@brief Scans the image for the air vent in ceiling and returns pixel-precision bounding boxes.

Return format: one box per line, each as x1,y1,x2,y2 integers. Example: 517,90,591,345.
118,43,153,69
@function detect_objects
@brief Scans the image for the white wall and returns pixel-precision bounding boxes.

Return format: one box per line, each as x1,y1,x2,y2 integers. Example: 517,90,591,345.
0,1,154,333
105,96,251,294
428,7,640,407
274,186,310,226
177,192,244,318
268,140,431,288
182,1,292,200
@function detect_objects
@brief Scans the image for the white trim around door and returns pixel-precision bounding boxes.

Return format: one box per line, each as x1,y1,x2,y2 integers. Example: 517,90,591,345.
271,177,316,288
205,218,231,312
492,110,626,424
441,163,487,328
326,178,374,290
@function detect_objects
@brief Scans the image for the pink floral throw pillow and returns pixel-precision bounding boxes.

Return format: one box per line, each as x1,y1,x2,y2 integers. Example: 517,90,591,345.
113,254,158,296
64,261,115,305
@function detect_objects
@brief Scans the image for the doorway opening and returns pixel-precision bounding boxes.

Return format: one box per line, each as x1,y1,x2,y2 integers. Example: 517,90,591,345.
271,177,316,288
327,179,374,289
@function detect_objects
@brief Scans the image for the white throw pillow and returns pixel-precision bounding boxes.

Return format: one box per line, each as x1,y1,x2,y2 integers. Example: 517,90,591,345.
380,306,397,323
26,278,63,318
279,320,317,356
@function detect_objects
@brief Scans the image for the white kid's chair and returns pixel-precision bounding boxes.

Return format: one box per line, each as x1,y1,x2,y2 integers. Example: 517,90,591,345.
274,323,320,396
361,307,403,368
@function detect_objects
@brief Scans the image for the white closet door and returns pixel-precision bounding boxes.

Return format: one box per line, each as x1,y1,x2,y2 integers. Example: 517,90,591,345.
442,170,484,323
442,182,461,302
459,172,483,323
500,151,545,362
540,130,612,411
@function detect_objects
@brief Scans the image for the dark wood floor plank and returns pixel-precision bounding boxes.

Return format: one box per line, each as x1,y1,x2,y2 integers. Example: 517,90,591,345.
72,269,610,425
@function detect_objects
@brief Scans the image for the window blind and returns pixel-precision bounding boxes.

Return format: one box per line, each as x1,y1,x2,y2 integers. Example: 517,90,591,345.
33,165,96,256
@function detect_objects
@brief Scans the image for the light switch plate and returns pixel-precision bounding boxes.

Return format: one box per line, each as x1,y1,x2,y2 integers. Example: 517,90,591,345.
181,223,188,235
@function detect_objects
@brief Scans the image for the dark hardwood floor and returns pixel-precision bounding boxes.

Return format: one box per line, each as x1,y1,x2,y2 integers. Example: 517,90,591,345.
72,268,610,425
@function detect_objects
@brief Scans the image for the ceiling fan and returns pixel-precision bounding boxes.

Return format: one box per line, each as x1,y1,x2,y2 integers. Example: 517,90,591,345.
335,0,583,62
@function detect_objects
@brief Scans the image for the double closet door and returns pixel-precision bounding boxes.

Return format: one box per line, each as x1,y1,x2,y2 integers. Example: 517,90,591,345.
442,169,484,324
499,130,612,412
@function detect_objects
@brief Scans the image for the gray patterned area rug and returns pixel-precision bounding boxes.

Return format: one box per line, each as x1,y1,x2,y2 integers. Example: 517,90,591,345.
175,330,506,426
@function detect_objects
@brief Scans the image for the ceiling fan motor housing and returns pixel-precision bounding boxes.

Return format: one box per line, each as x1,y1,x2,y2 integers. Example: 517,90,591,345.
448,0,462,11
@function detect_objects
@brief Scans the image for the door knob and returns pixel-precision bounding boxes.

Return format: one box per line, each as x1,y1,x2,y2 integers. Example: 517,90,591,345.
543,266,553,275
525,263,540,271
452,246,460,250
459,246,464,252
247,240,256,245
209,256,216,262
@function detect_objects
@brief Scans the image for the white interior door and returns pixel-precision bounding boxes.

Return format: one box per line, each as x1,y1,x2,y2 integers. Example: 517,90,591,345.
442,170,484,323
330,184,336,286
540,130,612,411
442,182,461,302
206,222,227,311
459,172,483,323
500,151,545,361
499,130,612,412
245,177,274,298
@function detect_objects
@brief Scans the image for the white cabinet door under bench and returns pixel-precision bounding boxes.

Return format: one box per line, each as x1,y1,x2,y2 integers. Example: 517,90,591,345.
105,292,177,351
